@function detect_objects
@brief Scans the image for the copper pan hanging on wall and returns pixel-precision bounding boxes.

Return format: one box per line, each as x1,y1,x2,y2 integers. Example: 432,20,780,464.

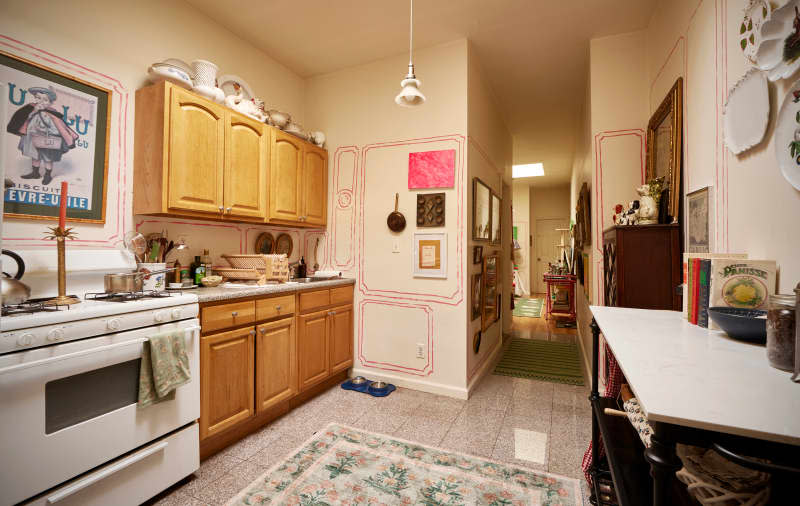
387,193,406,232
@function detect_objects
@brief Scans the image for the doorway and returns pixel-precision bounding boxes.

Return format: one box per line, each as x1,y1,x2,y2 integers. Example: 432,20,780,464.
533,218,569,294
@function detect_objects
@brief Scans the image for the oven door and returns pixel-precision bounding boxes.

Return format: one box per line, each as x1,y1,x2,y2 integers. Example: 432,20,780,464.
0,319,200,506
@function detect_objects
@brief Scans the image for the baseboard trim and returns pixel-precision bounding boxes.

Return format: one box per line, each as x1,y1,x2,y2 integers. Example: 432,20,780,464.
575,321,592,387
350,367,469,399
465,334,507,396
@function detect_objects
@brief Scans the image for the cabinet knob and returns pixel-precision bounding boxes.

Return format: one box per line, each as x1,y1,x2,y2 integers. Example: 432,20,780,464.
275,305,282,311
226,207,232,213
219,205,224,212
331,310,336,316
249,330,256,336
260,328,267,334
231,311,238,317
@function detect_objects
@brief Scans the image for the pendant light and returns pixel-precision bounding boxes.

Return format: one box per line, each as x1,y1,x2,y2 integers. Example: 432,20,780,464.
395,0,426,107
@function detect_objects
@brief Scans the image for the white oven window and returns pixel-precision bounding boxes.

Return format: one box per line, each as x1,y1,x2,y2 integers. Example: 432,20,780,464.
45,359,141,434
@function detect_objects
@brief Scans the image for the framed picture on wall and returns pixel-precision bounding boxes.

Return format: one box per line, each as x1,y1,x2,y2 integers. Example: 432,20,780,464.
1,50,111,223
646,77,683,222
491,192,501,245
687,186,713,253
482,253,499,331
472,178,491,241
413,232,447,278
471,272,482,321
473,245,483,264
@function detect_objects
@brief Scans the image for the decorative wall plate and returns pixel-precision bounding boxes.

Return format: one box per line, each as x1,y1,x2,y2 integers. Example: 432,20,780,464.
754,0,800,81
774,77,800,190
275,233,293,257
218,74,254,100
416,193,445,227
254,232,274,254
740,0,772,64
723,69,769,154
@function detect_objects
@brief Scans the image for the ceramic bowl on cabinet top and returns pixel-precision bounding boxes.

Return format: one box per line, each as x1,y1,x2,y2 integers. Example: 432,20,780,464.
285,122,309,140
148,63,193,89
309,131,326,147
160,58,193,76
267,110,291,129
192,84,219,101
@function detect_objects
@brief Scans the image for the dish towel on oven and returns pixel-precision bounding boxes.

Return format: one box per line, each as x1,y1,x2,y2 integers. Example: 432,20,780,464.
138,331,190,407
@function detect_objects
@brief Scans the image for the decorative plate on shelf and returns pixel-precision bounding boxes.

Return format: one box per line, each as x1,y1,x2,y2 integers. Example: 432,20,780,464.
217,74,254,100
754,0,800,81
739,0,772,64
774,77,800,190
254,232,274,254
723,69,769,154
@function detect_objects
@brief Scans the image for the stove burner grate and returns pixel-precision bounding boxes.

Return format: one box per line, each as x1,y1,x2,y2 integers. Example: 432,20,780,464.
1,297,74,316
84,290,178,302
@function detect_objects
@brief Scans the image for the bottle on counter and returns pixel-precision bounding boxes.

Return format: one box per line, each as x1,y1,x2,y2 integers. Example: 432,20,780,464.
201,249,213,277
174,259,182,283
297,256,307,278
766,294,796,371
191,255,206,285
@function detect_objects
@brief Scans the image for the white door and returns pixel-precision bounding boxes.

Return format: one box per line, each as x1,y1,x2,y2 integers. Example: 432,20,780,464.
533,218,569,294
513,222,530,296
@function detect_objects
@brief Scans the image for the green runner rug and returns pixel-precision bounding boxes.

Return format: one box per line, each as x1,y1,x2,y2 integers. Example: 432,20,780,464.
494,338,584,385
512,297,544,318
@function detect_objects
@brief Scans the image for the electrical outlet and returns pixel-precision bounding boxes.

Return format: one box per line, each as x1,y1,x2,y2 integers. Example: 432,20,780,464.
392,238,400,253
416,343,424,359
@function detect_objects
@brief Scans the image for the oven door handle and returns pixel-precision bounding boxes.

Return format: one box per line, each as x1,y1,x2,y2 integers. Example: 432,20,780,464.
46,440,169,503
0,325,200,375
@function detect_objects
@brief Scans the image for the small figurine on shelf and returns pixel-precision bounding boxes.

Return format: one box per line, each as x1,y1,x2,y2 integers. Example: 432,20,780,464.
636,176,664,225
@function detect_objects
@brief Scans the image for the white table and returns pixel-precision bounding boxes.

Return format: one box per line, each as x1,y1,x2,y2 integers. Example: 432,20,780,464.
589,306,800,505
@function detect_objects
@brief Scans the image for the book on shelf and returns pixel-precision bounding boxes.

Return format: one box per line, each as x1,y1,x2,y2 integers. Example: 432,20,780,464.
698,259,711,328
708,259,776,329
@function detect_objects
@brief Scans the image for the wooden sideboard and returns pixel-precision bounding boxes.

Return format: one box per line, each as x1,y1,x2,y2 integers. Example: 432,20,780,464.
602,224,681,311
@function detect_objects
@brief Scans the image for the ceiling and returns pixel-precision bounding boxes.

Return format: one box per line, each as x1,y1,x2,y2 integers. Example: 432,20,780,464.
185,0,656,186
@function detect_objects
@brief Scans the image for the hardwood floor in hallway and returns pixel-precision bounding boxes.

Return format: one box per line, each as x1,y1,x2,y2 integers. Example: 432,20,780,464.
512,293,579,341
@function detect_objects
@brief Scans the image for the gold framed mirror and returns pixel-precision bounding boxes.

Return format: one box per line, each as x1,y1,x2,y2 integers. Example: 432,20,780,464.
646,77,683,221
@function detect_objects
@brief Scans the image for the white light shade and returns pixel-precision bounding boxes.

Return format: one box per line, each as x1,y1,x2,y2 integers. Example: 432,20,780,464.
512,163,545,178
395,78,426,107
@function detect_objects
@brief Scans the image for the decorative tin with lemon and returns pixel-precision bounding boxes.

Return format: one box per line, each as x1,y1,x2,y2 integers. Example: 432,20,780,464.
711,260,776,310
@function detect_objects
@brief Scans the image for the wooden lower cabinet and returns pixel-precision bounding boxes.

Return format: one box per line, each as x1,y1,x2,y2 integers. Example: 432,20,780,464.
329,305,354,373
298,309,330,391
200,327,255,439
256,317,297,413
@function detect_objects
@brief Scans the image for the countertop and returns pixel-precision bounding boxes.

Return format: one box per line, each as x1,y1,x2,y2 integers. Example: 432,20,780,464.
193,277,355,303
591,305,800,445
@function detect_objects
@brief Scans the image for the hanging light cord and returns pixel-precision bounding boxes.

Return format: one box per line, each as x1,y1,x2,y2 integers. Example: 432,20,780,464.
407,0,415,79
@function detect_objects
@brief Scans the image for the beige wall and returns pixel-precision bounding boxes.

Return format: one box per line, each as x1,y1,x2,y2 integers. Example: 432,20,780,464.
305,39,471,398
465,43,513,389
647,0,800,293
1,0,306,258
528,184,571,292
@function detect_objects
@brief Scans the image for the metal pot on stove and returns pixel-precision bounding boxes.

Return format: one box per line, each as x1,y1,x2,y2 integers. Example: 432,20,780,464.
1,249,32,305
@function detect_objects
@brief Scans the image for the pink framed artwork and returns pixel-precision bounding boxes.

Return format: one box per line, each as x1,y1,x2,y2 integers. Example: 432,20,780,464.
408,149,455,189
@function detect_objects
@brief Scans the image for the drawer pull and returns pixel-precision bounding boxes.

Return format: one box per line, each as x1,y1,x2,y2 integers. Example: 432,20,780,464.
231,311,238,317
275,305,282,311
331,311,337,316
249,330,256,336
260,328,267,334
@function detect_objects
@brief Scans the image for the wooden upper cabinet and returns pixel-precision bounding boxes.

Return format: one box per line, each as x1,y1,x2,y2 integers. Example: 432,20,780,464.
329,305,353,374
302,145,328,226
225,112,268,218
269,129,303,222
200,327,255,439
168,87,225,214
255,317,297,413
297,309,330,391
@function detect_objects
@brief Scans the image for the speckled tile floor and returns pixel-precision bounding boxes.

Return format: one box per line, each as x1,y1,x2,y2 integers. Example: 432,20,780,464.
148,337,592,505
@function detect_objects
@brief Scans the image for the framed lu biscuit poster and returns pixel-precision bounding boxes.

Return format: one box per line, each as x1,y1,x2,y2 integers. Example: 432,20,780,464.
1,50,110,223
413,232,447,278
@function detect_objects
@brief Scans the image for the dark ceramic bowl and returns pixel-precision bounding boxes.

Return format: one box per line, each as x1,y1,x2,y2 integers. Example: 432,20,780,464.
707,307,767,343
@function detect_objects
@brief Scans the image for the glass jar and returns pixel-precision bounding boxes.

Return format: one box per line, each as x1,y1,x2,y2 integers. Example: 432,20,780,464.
766,294,796,371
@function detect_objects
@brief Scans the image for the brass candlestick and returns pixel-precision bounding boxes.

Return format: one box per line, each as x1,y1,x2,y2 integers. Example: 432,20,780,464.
44,226,80,306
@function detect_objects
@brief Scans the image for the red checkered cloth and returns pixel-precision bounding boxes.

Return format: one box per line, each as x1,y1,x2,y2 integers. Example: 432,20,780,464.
581,341,624,486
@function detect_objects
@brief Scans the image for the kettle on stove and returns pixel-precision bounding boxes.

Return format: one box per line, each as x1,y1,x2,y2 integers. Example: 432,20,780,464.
1,250,31,306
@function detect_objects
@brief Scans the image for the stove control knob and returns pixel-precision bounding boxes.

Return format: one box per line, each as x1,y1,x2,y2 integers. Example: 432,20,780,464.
171,308,182,319
154,311,166,323
107,318,121,331
17,333,34,347
47,328,65,342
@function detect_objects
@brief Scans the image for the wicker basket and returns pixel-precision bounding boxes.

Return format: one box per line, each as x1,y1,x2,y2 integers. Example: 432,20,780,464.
221,254,289,283
676,468,769,506
213,267,263,281
222,254,268,270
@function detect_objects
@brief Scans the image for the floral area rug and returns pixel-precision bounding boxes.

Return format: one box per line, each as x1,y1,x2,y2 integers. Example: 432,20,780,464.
227,423,581,506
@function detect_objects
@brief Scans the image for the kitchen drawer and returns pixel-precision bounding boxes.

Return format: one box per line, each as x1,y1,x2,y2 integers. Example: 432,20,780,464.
298,289,330,313
256,294,295,320
201,300,255,333
25,423,199,506
330,286,353,306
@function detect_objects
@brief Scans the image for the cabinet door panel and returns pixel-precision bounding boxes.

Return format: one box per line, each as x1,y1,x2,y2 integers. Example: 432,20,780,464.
200,327,254,439
269,130,303,221
302,146,328,226
297,309,330,391
225,113,268,218
256,317,296,413
329,305,353,373
168,88,225,214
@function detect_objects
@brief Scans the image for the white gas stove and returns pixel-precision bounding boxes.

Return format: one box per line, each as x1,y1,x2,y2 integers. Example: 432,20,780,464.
1,290,199,354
